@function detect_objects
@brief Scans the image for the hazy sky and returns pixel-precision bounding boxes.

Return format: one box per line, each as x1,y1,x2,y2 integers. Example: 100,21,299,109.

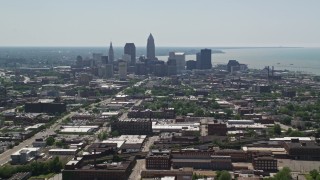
1,0,320,47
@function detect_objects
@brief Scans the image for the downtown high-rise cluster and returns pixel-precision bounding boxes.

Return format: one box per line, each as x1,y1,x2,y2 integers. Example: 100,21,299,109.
75,34,212,80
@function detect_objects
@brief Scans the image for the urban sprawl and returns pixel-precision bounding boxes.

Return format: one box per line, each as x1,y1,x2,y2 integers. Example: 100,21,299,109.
1,34,320,180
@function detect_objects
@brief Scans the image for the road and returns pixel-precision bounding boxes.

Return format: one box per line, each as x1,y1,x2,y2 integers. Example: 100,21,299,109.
142,136,158,152
0,112,75,166
275,122,296,131
128,159,145,180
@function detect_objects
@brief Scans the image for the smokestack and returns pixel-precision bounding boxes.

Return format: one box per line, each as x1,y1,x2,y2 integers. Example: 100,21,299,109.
272,66,274,77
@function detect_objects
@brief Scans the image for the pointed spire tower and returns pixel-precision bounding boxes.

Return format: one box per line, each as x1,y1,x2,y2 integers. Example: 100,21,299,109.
108,42,114,64
147,33,155,60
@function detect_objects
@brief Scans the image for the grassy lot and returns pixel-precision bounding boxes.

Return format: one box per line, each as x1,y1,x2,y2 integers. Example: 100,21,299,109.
29,173,55,179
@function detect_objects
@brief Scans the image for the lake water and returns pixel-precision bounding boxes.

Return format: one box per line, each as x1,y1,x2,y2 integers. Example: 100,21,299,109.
158,47,320,75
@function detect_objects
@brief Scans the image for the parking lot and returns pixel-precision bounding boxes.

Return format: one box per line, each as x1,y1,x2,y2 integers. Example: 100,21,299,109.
278,159,320,173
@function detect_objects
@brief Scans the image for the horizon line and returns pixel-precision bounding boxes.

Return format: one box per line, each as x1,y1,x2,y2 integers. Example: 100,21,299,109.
0,45,308,48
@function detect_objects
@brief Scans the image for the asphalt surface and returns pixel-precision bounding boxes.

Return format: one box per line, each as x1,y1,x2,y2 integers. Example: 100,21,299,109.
128,159,145,180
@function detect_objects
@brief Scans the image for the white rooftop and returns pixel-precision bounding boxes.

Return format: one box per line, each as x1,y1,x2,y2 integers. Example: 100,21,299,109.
102,140,125,148
12,147,40,155
49,149,77,152
270,137,312,141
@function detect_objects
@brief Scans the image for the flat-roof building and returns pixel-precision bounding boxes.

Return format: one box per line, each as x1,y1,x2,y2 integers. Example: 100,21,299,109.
11,147,40,164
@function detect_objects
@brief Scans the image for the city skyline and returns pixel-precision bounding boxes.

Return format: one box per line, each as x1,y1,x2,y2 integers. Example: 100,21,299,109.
0,0,320,47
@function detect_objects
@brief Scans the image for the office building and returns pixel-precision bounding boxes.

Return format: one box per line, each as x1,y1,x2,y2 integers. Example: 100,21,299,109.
118,60,127,80
197,49,212,69
98,64,114,79
101,56,108,64
105,64,114,78
167,59,177,76
227,60,240,72
154,62,166,77
108,42,114,64
186,60,197,70
169,52,185,74
92,53,102,66
124,43,136,65
135,62,147,75
147,33,156,60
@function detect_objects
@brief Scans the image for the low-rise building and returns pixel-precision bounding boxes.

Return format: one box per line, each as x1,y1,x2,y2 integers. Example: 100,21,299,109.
111,119,152,135
25,99,66,114
49,149,78,156
252,156,277,172
62,157,135,180
282,140,320,160
215,149,247,162
208,122,227,136
146,150,171,170
172,156,232,170
32,138,46,147
11,147,40,164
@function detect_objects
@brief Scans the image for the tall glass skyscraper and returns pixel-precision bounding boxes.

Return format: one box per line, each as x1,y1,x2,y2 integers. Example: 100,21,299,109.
197,49,212,69
124,43,136,65
147,33,155,60
108,42,114,64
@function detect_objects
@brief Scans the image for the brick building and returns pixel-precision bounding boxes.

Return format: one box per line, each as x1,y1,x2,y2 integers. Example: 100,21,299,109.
208,122,227,136
282,140,320,160
25,99,66,114
146,150,171,170
252,156,277,172
111,119,153,135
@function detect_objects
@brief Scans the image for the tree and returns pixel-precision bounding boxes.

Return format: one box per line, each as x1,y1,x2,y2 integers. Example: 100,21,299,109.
274,124,281,136
217,171,231,180
310,169,319,180
288,130,304,137
234,114,241,120
98,131,108,141
112,155,122,162
46,136,55,146
195,109,204,117
282,117,292,125
55,141,64,148
286,128,293,135
273,167,292,180
111,130,119,137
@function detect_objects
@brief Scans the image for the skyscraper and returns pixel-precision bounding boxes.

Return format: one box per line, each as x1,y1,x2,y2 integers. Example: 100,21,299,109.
124,43,136,65
147,33,155,60
118,60,127,80
108,42,114,64
197,49,212,69
169,52,185,74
